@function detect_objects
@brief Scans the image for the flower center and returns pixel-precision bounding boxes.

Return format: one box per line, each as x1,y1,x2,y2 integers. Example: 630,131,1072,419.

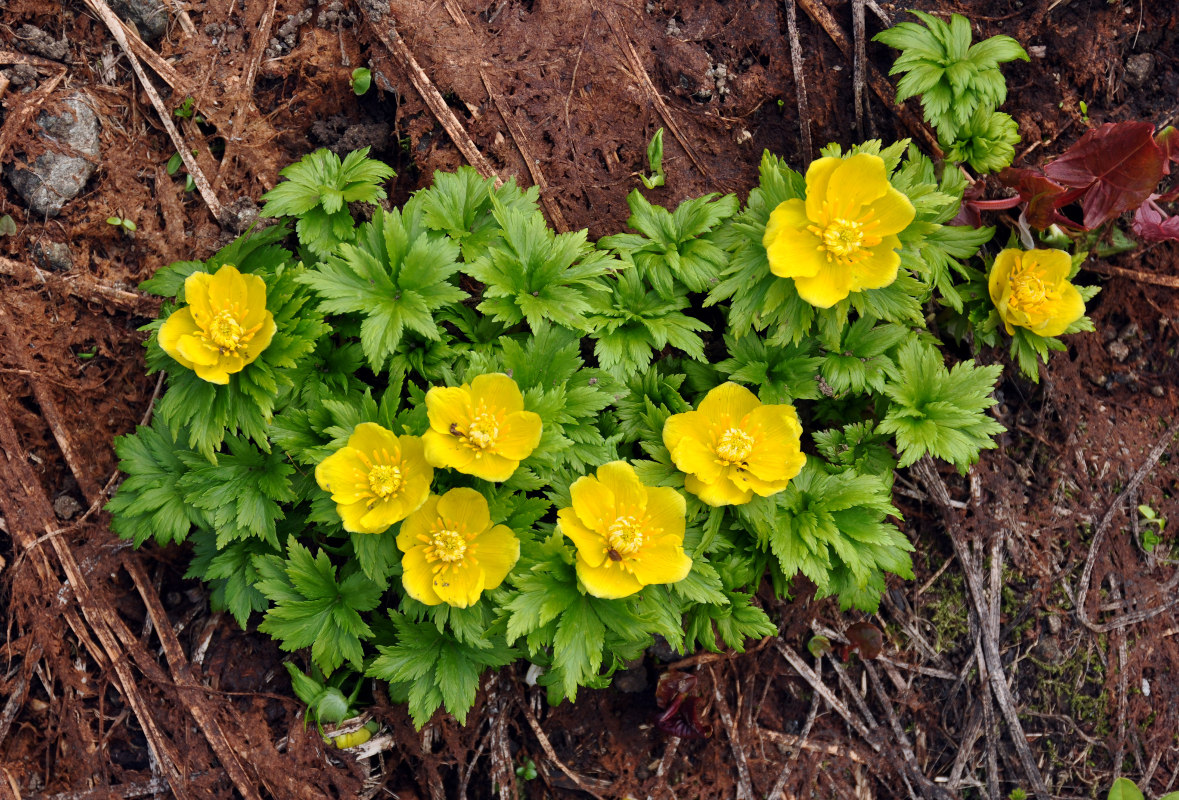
716,427,754,465
207,310,245,353
1010,268,1050,309
606,516,644,556
462,410,500,452
367,464,403,498
429,528,467,563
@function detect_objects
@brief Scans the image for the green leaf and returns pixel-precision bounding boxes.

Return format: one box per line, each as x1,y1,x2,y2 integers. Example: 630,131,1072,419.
641,127,665,189
1107,778,1145,800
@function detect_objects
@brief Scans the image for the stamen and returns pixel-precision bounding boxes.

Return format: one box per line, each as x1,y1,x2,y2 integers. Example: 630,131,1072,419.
715,427,754,465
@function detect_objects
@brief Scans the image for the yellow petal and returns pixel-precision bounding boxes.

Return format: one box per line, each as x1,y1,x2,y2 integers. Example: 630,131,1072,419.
1034,282,1086,337
685,473,752,506
348,422,400,462
594,461,646,515
764,200,826,280
337,499,379,533
569,473,615,533
643,486,686,542
461,452,519,482
398,434,430,472
825,153,890,218
475,525,520,591
696,383,762,428
731,469,790,497
471,372,525,414
432,562,485,608
401,546,443,605
866,187,916,237
240,271,270,329
437,487,491,533
849,236,902,292
176,334,221,367
316,447,371,504
397,495,441,553
988,249,1019,310
358,496,411,533
158,308,199,369
494,410,543,460
208,264,249,314
804,156,843,221
184,271,215,329
743,405,806,484
425,385,471,433
243,313,277,361
423,428,476,472
630,536,692,586
793,261,854,309
576,557,644,599
558,507,607,568
1028,248,1072,283
192,361,231,385
664,412,725,484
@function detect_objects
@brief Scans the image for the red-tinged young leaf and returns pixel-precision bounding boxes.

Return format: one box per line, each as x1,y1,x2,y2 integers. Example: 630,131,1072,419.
655,670,697,709
996,168,1079,230
845,621,884,660
1042,122,1165,228
1156,126,1179,175
656,696,713,739
1132,197,1179,242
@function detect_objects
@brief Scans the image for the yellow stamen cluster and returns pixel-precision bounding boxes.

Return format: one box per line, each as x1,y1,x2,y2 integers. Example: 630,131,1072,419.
606,516,645,556
367,463,403,499
715,427,755,465
425,526,470,565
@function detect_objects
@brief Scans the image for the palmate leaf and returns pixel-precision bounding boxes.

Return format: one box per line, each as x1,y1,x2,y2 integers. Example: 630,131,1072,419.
297,205,466,371
465,198,620,332
414,166,541,262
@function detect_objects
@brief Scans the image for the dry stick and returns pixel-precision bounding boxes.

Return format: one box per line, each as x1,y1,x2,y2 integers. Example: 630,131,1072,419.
81,0,222,220
863,661,953,800
0,302,103,505
912,457,1051,800
214,0,278,191
0,643,42,746
601,4,708,178
123,556,266,800
365,15,500,183
946,701,985,792
1109,576,1130,783
708,666,755,800
1084,262,1179,289
851,0,870,139
783,0,814,158
775,640,879,748
795,0,942,156
0,256,159,315
976,643,1000,800
520,704,608,800
1075,418,1179,633
766,658,822,800
984,541,1004,800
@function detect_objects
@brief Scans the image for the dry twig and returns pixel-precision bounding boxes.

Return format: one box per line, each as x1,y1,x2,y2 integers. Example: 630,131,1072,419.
0,256,159,315
783,0,814,158
520,704,609,800
709,666,755,800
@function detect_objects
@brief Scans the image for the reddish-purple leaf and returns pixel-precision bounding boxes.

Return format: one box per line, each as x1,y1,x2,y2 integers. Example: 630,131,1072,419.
1043,121,1165,228
845,622,884,660
656,695,713,739
996,168,1081,230
1132,196,1179,242
1156,126,1179,175
655,670,696,709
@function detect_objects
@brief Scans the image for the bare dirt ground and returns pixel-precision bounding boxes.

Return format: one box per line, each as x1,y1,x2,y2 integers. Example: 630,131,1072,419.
1,0,1178,798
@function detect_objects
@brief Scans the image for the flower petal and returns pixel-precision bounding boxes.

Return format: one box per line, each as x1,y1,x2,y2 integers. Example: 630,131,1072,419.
630,536,692,586
397,495,440,553
494,410,543,460
474,525,520,591
743,405,806,483
594,461,646,516
192,360,231,385
866,187,916,237
184,271,215,329
684,473,752,506
432,562,485,608
696,383,762,429
825,153,890,218
437,487,492,534
176,334,221,367
471,372,525,414
792,261,855,309
243,312,277,361
425,385,471,433
208,264,250,314
664,413,725,484
569,473,615,533
643,486,686,542
576,558,644,599
849,236,902,292
316,447,371,504
1028,248,1072,283
423,428,476,472
158,308,199,369
462,452,519,482
337,499,376,533
401,546,443,605
358,496,411,533
988,249,1019,310
731,469,791,497
1034,281,1085,337
240,271,270,329
764,200,827,280
348,422,400,463
558,507,607,568
804,156,843,221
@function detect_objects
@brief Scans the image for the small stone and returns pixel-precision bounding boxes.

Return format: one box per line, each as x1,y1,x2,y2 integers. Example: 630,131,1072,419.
1124,53,1155,88
613,660,649,693
16,25,69,61
6,94,101,217
1118,322,1139,341
219,197,262,234
1028,45,1047,58
1031,635,1064,664
1084,369,1107,388
1045,614,1062,634
110,0,169,43
54,494,83,521
647,634,683,663
1107,340,1130,362
1150,385,1165,398
32,240,73,271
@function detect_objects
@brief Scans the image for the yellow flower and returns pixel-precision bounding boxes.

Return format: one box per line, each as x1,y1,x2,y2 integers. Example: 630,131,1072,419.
157,264,277,384
762,153,916,308
423,373,543,482
396,488,520,608
557,461,692,599
315,423,433,534
663,383,806,507
988,248,1085,337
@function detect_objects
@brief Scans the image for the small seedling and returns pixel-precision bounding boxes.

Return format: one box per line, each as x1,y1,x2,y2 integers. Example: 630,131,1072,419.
1009,789,1029,800
351,67,372,96
640,127,665,189
76,349,97,360
1137,504,1166,552
1079,99,1090,123
173,97,204,124
106,214,137,233
514,759,537,781
166,152,184,175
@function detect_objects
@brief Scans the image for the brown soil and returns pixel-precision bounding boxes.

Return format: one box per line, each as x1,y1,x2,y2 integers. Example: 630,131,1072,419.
2,0,1178,798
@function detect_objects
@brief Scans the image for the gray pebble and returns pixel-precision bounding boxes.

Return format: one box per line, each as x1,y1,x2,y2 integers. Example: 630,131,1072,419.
32,240,73,271
16,25,69,61
6,93,101,217
110,0,169,43
54,494,83,521
1125,53,1155,88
